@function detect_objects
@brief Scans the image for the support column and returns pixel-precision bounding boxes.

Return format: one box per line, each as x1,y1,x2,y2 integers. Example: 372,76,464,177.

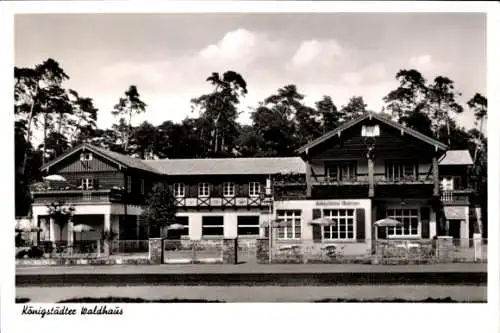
305,161,312,198
103,213,111,256
136,217,140,239
67,216,74,246
432,155,439,197
368,158,374,197
49,217,55,243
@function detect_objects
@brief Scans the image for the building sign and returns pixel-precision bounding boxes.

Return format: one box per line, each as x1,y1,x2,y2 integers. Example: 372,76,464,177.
210,198,222,206
444,206,466,220
316,200,362,207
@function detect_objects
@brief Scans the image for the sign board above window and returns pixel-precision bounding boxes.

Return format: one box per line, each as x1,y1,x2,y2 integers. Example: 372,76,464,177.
361,125,380,137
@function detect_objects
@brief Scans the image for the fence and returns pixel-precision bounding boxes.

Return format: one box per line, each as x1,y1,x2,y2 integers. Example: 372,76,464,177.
109,240,149,254
263,238,487,264
163,239,224,263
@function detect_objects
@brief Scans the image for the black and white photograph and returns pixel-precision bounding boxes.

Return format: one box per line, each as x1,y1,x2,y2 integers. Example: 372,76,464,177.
2,1,499,333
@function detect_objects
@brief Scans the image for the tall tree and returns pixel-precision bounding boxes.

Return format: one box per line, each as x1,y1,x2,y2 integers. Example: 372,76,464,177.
130,121,158,159
315,95,340,134
14,58,69,172
339,96,368,122
191,71,247,156
383,69,428,123
427,76,464,144
67,91,98,146
111,85,147,151
467,93,487,163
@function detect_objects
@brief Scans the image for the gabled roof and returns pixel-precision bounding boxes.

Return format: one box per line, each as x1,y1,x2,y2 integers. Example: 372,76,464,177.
144,157,305,175
439,150,473,166
40,143,160,174
296,111,448,154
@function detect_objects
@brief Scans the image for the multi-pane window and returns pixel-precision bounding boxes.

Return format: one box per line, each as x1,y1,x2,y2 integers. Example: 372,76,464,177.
174,183,185,198
326,162,357,181
276,210,301,240
198,183,210,197
81,178,93,190
385,160,417,181
249,182,260,197
80,152,92,161
223,182,235,197
323,209,355,240
237,216,260,236
202,216,224,236
386,208,420,236
175,216,189,236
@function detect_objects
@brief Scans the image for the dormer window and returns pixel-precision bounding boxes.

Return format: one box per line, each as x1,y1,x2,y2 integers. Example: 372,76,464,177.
361,125,380,137
80,152,93,161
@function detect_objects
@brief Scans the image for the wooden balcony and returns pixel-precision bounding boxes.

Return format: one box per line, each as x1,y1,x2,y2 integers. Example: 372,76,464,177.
32,189,124,204
440,189,473,206
175,196,270,210
312,173,434,186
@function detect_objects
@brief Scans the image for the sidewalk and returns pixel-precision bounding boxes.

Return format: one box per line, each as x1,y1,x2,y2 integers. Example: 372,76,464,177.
16,262,487,276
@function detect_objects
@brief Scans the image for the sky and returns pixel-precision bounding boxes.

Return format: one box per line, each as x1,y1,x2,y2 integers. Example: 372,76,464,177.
14,12,486,139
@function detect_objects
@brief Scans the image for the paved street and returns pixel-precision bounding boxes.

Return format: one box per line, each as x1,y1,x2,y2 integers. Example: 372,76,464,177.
16,285,487,303
16,262,487,275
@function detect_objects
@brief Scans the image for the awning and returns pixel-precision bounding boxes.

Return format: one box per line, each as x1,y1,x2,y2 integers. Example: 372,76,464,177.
443,207,467,220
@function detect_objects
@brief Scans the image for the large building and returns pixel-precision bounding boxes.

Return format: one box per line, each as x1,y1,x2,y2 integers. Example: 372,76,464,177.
31,112,479,252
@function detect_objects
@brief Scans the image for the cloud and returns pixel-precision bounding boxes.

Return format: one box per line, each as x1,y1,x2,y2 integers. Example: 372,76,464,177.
409,54,432,67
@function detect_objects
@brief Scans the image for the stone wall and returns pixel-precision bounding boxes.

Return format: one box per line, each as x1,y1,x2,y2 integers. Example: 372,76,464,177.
222,239,238,264
149,238,163,264
256,238,270,264
437,236,454,263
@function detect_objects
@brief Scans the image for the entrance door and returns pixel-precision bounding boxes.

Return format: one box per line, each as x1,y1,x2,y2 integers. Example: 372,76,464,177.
449,219,461,239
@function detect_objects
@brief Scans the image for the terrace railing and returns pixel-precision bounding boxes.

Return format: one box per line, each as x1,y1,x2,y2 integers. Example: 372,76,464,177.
163,239,223,264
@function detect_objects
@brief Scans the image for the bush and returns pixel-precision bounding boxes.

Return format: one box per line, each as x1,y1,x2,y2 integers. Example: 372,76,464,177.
27,246,44,259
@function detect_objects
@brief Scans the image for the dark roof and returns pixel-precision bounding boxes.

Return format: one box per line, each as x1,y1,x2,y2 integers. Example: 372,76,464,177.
40,143,160,174
296,111,448,154
144,157,305,175
439,150,473,166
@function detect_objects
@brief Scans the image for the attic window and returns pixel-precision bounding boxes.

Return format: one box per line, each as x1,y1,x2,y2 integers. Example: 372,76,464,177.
361,125,380,137
80,152,93,161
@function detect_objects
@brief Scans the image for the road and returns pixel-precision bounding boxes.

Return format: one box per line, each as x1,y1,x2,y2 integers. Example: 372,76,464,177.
16,285,487,303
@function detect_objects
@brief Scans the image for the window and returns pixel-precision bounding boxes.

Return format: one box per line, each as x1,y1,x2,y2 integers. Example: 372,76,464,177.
249,182,260,197
326,162,357,181
81,178,93,190
202,216,224,236
80,152,93,161
223,182,235,197
198,183,210,197
174,183,185,198
237,216,260,236
323,209,355,240
127,176,132,193
276,210,301,239
385,160,416,181
361,125,380,137
175,216,189,236
140,179,145,195
386,208,420,236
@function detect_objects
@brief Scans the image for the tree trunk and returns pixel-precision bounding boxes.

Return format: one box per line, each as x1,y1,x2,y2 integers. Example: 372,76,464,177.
21,87,38,175
42,112,48,165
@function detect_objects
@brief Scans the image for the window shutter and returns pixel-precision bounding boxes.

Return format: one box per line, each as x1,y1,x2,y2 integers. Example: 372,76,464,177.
420,206,430,239
312,209,322,220
213,183,222,197
356,208,366,243
240,183,249,197
189,184,197,197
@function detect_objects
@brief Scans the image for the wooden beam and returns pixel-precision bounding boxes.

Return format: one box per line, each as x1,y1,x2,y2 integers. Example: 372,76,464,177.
306,161,312,198
432,155,439,196
368,158,375,197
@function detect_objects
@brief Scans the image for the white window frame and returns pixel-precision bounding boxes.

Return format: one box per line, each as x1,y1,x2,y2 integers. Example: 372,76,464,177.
81,178,94,190
386,160,417,181
80,152,93,161
201,216,224,237
276,210,302,240
322,209,356,240
386,207,420,238
198,183,210,197
174,183,185,198
249,182,260,197
326,161,357,181
223,182,235,197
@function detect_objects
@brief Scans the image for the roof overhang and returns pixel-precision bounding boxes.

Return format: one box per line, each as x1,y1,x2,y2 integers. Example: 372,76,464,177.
296,112,448,155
